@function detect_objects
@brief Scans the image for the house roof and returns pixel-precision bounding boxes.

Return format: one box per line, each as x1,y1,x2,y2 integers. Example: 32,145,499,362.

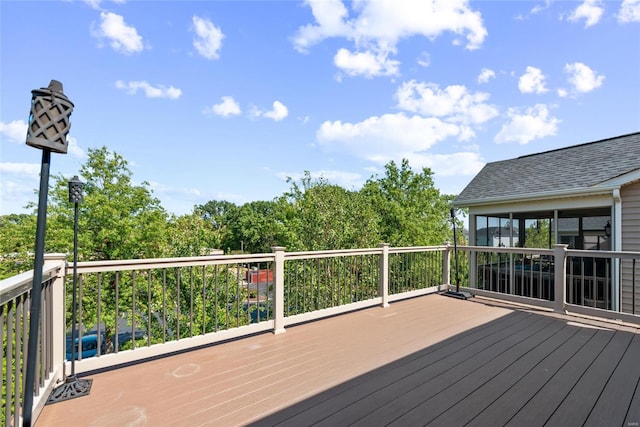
455,132,640,206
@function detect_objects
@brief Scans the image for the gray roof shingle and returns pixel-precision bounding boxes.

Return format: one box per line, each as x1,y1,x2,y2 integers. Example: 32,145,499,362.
455,132,640,205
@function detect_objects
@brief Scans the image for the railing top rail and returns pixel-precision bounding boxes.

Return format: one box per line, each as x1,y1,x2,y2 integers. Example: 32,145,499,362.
458,245,554,256
74,253,276,274
0,265,59,305
566,249,640,260
285,247,382,261
389,245,448,254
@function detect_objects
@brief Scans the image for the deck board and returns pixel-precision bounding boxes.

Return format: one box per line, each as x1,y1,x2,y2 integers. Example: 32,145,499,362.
583,333,640,427
428,324,600,426
468,327,614,426
383,320,578,426
543,330,634,426
37,294,640,427
265,311,542,427
342,316,563,426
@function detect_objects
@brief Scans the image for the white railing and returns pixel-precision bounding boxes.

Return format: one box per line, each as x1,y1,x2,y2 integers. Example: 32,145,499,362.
455,245,640,324
2,244,639,426
60,245,449,374
0,254,66,427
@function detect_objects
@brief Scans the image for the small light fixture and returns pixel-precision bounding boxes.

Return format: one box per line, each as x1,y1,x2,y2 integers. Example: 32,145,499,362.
48,175,93,404
26,80,74,153
68,175,84,203
604,220,611,238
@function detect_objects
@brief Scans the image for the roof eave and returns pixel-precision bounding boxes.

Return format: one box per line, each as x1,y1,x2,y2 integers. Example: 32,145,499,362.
454,185,617,208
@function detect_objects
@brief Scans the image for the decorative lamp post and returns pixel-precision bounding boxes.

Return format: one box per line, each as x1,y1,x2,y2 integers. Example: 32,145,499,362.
444,207,473,300
47,176,93,404
22,80,74,427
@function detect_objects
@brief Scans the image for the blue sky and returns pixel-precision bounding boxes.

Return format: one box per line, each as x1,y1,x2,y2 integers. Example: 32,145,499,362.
1,0,639,216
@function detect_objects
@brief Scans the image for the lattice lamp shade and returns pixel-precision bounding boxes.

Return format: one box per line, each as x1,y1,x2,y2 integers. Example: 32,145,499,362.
26,80,74,154
68,175,84,204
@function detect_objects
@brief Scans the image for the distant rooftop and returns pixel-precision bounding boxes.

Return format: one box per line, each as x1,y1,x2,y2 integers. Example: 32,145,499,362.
455,132,640,205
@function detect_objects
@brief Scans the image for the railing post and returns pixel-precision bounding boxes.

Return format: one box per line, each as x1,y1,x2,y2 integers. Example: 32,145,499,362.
272,246,286,334
44,254,67,375
378,243,390,307
442,242,451,291
28,253,68,422
553,244,568,313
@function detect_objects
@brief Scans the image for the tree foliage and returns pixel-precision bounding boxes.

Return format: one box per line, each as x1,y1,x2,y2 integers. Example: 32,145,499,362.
285,173,379,251
42,146,169,261
361,159,452,247
1,152,456,278
0,214,36,277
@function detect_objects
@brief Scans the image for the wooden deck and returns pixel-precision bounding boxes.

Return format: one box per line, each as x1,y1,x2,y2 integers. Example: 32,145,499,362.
37,295,640,427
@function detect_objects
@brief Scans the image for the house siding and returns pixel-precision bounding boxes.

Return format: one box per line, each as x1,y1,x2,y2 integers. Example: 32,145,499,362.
621,181,640,314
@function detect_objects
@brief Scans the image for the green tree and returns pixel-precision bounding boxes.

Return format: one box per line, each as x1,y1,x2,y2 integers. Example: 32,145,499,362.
45,146,169,261
228,200,293,253
285,173,380,251
0,214,36,279
166,212,220,257
361,159,452,247
195,200,239,252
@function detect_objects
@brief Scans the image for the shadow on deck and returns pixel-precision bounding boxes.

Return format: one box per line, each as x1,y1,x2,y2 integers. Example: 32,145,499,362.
252,309,640,426
37,295,640,427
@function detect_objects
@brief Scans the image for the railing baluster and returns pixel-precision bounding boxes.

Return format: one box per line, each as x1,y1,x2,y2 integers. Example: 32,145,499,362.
633,258,636,315
162,269,167,342
202,266,206,335
97,273,102,355
115,272,120,352
147,270,152,347
131,270,136,350
190,266,194,338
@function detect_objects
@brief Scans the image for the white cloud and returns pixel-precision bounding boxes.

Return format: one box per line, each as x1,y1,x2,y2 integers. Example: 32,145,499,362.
0,171,39,214
495,104,560,144
334,48,400,78
409,151,485,177
619,0,640,22
516,0,552,20
531,0,552,15
192,16,224,60
317,113,467,164
292,0,353,53
293,0,487,76
0,162,41,176
82,0,126,10
395,80,499,125
92,12,145,55
557,88,569,98
417,51,431,68
564,62,605,93
115,80,182,99
205,96,241,117
0,120,28,143
66,136,86,159
148,181,202,198
256,101,289,121
569,0,604,28
518,66,548,94
477,68,496,84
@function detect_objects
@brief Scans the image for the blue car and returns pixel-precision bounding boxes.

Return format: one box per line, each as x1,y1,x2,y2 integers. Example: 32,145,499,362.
66,333,105,360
